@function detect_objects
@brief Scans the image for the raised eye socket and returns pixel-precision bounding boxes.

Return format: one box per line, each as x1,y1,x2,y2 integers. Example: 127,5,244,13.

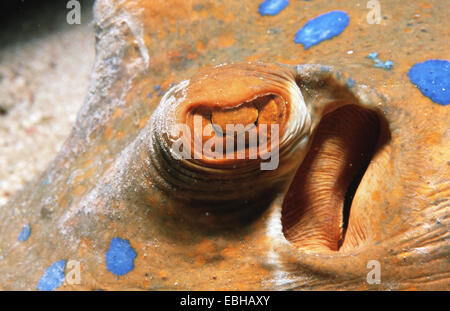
148,62,309,208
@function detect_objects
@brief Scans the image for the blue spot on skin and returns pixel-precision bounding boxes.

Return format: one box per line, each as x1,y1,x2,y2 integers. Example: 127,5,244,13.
366,52,379,60
346,78,355,88
408,59,450,106
366,53,394,70
258,0,289,16
383,60,394,69
374,59,394,70
320,66,331,72
105,238,137,276
17,224,31,242
147,92,152,98
36,260,66,291
154,85,161,91
294,11,349,49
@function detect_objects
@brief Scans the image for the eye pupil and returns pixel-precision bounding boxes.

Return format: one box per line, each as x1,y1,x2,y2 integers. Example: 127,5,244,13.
210,103,259,134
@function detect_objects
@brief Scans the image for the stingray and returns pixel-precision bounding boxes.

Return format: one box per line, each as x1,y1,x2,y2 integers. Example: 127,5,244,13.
0,0,448,290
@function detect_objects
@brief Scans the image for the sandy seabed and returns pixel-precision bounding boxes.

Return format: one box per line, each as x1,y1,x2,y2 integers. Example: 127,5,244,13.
0,1,95,206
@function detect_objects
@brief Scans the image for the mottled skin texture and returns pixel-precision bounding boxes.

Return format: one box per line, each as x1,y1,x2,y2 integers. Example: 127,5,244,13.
0,0,448,290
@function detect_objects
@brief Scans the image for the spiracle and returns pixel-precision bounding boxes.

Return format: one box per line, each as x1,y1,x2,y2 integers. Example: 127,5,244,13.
149,63,311,209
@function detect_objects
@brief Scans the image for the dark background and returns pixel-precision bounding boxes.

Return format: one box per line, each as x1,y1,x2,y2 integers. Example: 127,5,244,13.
0,0,95,45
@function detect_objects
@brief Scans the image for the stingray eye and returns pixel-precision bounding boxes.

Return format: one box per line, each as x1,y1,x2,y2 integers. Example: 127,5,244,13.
186,93,288,164
148,62,311,208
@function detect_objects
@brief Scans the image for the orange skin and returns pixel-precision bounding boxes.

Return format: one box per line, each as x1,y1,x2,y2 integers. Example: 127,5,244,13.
0,0,448,290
